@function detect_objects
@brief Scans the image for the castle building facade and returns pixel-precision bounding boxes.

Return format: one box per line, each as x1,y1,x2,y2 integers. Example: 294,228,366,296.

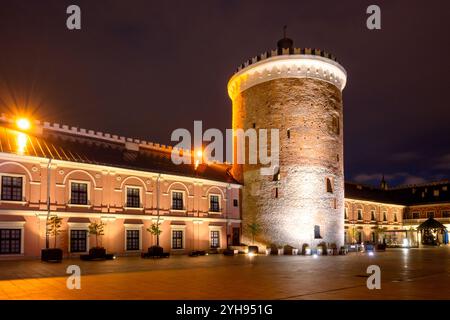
0,39,448,259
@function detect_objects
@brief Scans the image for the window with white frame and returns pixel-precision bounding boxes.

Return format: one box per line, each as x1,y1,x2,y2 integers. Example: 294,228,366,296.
171,229,184,249
126,229,140,250
209,194,220,212
70,229,87,252
210,230,220,248
1,175,23,201
0,229,21,254
126,187,141,208
171,191,184,210
70,182,88,205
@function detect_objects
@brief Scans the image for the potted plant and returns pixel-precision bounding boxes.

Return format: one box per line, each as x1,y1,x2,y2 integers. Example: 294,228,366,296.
41,215,63,262
143,220,169,258
329,243,338,255
318,241,328,255
339,245,348,255
302,243,311,255
247,222,260,254
87,221,106,259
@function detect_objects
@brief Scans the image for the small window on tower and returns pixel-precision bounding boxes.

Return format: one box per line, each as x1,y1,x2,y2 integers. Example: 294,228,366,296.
273,167,280,181
326,178,333,193
274,187,279,198
252,123,256,128
314,225,322,239
287,129,290,139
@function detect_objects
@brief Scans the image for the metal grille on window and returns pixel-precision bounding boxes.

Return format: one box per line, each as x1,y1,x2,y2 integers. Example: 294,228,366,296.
210,230,220,248
126,230,140,250
172,230,183,249
126,188,140,208
172,192,183,210
71,182,88,205
210,195,220,212
70,230,87,252
1,176,23,201
0,229,21,254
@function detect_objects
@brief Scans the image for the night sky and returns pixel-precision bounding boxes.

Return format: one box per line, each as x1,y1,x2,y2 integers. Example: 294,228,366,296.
0,0,449,187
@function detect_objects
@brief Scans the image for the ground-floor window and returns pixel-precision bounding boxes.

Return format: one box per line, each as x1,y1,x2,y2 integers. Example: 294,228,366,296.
371,232,376,243
232,228,240,246
357,231,362,243
70,230,87,253
0,229,21,254
126,230,140,251
210,230,220,248
172,230,183,249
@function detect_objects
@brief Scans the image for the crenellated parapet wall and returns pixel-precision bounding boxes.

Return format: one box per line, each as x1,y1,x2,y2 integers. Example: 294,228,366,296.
228,48,347,100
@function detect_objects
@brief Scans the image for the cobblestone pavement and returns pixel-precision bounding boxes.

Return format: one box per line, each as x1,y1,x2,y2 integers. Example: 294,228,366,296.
0,247,448,299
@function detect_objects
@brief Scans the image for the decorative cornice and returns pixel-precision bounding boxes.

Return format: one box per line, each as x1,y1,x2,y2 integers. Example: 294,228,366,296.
228,53,347,100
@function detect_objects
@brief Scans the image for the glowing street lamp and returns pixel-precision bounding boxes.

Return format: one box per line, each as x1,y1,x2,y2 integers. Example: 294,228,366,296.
16,118,31,131
194,149,203,170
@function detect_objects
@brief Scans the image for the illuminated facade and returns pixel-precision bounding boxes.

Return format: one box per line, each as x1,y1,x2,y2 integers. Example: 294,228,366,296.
228,36,347,248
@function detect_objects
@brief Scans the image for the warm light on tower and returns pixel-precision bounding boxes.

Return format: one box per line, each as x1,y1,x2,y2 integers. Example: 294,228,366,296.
16,118,31,131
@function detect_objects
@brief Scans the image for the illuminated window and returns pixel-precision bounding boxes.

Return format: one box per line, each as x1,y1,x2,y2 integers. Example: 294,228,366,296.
433,190,439,197
70,182,88,205
0,229,21,254
70,230,87,253
172,191,184,210
126,230,140,251
210,230,220,248
326,178,333,193
314,225,322,239
172,230,183,249
1,176,23,201
126,187,141,208
209,195,220,212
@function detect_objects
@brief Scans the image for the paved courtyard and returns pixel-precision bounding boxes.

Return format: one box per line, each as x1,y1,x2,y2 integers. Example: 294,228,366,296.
0,247,449,299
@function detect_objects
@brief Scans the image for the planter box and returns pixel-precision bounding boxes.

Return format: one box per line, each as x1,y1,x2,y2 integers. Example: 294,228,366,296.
41,248,63,262
304,248,311,255
248,246,259,254
292,248,299,255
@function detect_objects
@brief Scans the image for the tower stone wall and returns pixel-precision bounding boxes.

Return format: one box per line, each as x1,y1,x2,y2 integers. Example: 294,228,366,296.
228,43,347,249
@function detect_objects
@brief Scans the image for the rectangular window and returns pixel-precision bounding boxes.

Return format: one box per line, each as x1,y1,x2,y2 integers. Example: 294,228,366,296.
442,211,450,218
427,211,434,218
70,230,87,253
314,225,322,239
210,230,220,248
233,199,238,207
383,212,387,221
126,187,140,208
0,229,21,254
357,209,363,220
172,230,183,249
126,230,140,251
344,208,348,219
209,195,220,212
394,213,398,222
413,212,420,219
70,182,88,205
326,178,333,193
172,191,184,210
371,210,376,221
1,176,23,201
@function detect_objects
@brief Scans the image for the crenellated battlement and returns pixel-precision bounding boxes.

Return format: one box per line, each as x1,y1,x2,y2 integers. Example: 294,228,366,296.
235,47,337,74
0,113,192,156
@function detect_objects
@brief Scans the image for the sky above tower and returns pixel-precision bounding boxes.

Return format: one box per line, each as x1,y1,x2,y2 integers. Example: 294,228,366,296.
0,0,449,187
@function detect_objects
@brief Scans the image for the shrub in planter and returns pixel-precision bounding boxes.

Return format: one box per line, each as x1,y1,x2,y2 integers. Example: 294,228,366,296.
302,243,311,255
318,241,328,255
265,247,272,255
269,244,279,255
248,246,259,254
330,243,338,255
42,215,64,262
376,243,386,251
339,246,348,255
283,245,294,255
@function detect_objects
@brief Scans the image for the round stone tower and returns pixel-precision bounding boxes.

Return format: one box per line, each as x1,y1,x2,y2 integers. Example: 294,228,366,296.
227,36,347,249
